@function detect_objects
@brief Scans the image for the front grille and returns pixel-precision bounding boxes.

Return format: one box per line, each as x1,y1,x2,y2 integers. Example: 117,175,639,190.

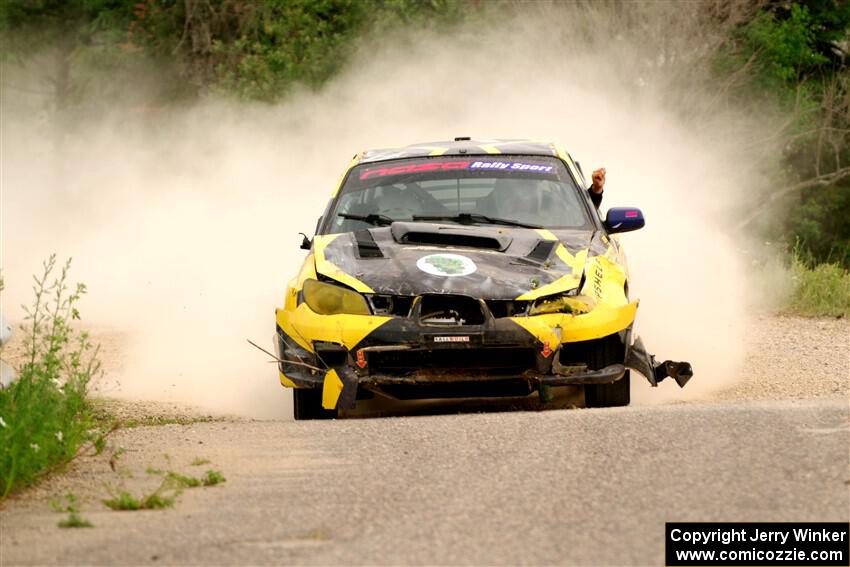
484,299,531,318
367,295,530,319
419,294,485,325
368,294,415,316
368,347,535,375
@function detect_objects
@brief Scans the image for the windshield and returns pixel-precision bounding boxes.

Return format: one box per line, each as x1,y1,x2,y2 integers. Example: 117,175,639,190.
323,156,591,234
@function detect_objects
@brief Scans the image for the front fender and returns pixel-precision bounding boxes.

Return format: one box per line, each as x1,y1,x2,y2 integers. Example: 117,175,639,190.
509,300,639,346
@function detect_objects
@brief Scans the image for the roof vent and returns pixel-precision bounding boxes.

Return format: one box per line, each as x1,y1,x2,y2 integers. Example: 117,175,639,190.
454,136,471,141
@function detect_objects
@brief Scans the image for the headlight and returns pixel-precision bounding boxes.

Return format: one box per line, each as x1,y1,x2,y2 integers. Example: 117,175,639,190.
302,279,370,315
529,292,595,316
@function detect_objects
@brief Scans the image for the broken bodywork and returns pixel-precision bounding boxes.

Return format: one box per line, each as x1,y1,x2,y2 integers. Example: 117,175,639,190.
273,139,692,418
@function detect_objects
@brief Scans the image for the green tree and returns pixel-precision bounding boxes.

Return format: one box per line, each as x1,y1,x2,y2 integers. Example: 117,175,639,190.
0,1,138,113
131,0,469,101
718,1,850,266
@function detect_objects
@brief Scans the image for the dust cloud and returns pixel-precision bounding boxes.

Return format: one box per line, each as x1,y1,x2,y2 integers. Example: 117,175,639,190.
1,4,772,417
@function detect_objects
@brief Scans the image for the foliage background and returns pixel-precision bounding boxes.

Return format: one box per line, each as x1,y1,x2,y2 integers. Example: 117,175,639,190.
1,0,848,266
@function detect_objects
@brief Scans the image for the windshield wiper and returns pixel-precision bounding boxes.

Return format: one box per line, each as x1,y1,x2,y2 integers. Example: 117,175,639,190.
338,213,395,227
411,213,541,229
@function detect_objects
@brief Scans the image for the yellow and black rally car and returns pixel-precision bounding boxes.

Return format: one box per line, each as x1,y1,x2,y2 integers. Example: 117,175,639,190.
274,138,692,419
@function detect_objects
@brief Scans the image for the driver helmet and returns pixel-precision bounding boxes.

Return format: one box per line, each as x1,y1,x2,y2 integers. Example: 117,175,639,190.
375,186,418,218
492,177,540,220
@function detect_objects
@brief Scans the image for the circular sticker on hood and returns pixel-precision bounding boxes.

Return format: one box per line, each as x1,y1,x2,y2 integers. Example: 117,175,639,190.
416,253,477,277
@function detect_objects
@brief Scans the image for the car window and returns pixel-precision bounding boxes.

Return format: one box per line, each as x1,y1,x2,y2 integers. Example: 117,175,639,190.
325,156,590,233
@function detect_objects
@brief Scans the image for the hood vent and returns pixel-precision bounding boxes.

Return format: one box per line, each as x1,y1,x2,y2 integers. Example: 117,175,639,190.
527,240,557,263
354,229,384,258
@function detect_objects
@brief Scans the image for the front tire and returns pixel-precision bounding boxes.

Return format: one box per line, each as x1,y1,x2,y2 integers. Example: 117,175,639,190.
293,388,338,420
584,335,631,408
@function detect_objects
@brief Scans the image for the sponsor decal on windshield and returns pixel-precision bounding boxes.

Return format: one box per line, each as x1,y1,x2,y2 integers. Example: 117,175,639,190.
469,161,554,172
359,160,555,180
416,253,477,277
360,161,470,180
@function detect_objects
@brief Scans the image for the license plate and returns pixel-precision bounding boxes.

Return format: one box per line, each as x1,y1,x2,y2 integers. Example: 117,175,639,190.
432,336,470,343
424,333,482,345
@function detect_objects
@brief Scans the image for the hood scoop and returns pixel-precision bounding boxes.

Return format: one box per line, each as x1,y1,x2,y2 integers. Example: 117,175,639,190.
390,222,512,251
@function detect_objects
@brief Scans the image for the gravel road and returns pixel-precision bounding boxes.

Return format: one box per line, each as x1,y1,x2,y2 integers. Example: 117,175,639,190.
1,315,848,566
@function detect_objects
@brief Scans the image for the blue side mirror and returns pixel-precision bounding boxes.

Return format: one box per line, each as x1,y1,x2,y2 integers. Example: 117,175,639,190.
604,207,645,234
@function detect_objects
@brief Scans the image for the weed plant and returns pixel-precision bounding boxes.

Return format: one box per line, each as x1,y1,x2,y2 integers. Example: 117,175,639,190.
103,481,176,511
166,471,201,488
202,469,226,486
0,256,102,498
165,468,226,488
51,493,93,528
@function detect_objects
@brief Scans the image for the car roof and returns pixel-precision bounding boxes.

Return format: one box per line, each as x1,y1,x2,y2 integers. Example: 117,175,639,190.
358,138,561,164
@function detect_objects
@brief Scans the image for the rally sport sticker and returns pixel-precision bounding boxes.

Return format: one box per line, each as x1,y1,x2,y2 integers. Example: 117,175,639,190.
416,254,477,277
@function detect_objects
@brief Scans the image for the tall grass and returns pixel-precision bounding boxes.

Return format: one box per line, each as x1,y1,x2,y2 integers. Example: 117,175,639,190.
787,253,850,317
0,256,101,498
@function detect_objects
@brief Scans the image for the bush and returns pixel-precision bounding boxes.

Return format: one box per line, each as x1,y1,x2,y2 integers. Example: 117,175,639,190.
787,253,850,317
0,255,101,498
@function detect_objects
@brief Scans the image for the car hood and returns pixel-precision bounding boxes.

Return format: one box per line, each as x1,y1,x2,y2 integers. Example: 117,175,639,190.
315,222,599,300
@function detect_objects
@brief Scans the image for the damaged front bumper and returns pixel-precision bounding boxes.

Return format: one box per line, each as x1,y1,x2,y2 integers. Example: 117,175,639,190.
274,311,693,411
